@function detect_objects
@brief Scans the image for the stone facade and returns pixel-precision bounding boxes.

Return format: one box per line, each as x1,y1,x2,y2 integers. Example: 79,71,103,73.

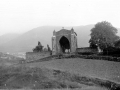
26,52,50,61
52,28,77,55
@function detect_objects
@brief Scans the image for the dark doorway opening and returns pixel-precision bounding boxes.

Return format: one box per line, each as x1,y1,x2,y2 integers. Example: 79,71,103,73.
59,36,70,53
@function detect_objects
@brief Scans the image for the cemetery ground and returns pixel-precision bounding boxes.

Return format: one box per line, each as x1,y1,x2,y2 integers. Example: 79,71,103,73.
0,57,120,89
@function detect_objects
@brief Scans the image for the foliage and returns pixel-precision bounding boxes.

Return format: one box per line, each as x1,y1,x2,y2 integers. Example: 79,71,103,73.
89,42,97,49
114,39,120,48
33,41,43,52
102,46,120,55
33,45,43,52
89,21,119,51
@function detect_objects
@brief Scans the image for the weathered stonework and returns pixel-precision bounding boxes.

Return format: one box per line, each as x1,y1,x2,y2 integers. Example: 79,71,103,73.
52,28,77,55
26,52,50,61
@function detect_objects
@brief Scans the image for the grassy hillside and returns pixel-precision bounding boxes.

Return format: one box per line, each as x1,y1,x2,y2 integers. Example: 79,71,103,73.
0,65,113,89
27,58,120,84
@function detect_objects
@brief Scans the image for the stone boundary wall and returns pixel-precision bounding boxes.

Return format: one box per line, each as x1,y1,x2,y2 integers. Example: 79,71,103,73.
76,47,98,54
26,52,50,61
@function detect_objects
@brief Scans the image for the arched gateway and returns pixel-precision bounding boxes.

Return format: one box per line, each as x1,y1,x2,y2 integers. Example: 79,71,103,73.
52,28,77,55
59,36,70,53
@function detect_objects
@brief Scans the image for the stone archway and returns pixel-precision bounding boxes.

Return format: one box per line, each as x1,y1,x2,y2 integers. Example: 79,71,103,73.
59,36,70,53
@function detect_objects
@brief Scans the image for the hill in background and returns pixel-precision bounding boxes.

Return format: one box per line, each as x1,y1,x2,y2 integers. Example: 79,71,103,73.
0,24,119,52
0,33,20,45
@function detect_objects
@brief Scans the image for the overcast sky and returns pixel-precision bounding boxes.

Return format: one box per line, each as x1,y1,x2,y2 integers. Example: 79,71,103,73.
0,0,120,35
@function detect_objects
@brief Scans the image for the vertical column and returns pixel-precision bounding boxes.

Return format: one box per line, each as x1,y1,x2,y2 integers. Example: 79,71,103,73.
71,35,77,53
52,36,56,55
57,39,60,54
52,30,57,55
71,34,75,53
71,28,75,53
75,35,78,52
71,28,77,53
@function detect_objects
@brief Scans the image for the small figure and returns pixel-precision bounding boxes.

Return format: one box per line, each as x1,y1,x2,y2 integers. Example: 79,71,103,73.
38,41,42,46
33,41,43,52
47,44,51,51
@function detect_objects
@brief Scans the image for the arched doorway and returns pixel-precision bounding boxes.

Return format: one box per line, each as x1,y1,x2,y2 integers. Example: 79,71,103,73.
59,36,70,53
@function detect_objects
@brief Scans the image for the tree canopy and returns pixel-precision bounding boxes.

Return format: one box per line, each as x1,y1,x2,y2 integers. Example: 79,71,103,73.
89,21,119,51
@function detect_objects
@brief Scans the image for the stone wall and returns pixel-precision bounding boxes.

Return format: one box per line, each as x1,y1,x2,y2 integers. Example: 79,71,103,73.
76,47,98,54
26,52,50,61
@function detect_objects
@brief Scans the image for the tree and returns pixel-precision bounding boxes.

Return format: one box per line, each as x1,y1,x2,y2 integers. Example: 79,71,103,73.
89,40,97,49
33,41,43,52
89,21,119,52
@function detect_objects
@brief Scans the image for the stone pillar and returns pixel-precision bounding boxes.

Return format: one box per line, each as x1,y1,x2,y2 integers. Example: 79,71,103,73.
52,36,56,55
71,34,74,52
52,30,57,55
70,28,77,53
